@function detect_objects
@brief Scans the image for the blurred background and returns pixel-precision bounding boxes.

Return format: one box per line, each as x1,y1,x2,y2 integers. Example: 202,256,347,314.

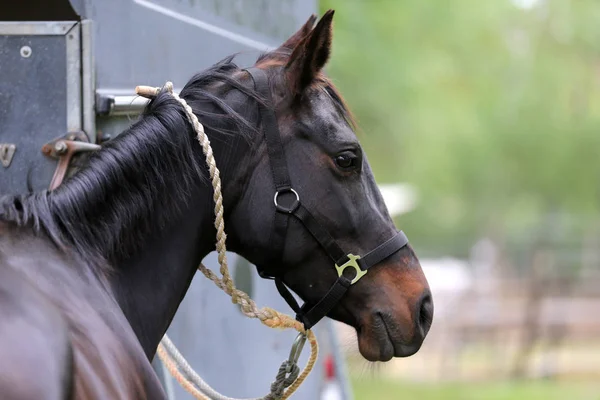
320,0,600,399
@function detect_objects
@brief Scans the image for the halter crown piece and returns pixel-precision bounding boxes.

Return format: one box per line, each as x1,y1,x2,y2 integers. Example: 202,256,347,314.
135,82,317,400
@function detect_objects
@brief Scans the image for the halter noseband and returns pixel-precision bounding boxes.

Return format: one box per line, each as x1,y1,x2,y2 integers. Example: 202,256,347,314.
245,67,409,330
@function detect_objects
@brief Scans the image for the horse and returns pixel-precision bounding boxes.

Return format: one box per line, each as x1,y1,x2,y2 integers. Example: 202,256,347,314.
0,10,433,399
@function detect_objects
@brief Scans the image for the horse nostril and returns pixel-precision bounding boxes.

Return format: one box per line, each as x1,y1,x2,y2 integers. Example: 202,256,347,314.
416,291,433,338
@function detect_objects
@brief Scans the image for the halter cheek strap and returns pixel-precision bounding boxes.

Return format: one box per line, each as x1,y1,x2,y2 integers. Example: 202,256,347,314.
245,67,409,330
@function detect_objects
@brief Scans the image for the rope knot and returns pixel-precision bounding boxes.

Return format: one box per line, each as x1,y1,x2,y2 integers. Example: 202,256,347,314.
265,360,301,400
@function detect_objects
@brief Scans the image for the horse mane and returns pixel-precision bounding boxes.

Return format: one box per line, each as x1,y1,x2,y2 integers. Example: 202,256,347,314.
0,56,262,272
0,50,357,275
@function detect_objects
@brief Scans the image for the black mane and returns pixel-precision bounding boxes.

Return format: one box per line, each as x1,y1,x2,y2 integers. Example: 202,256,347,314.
0,56,262,270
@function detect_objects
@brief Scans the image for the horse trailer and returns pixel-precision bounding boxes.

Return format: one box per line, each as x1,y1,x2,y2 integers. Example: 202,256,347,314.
0,1,354,399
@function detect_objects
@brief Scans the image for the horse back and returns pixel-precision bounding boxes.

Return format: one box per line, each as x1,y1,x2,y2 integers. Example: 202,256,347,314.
0,265,73,399
0,222,166,399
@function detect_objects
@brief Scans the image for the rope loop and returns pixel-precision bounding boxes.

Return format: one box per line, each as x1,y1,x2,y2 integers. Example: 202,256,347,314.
135,82,319,400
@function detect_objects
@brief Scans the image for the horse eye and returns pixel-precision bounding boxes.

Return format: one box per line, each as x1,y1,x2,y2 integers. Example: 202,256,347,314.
334,152,357,170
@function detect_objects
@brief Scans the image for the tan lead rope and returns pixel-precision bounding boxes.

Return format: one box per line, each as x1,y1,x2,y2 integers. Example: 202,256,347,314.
136,82,318,400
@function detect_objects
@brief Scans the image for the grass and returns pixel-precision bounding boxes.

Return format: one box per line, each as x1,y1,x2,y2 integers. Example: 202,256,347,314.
350,376,600,400
341,329,600,399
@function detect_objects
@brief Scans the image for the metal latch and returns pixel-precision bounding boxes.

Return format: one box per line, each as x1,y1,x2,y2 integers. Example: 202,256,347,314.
41,132,100,190
0,144,16,168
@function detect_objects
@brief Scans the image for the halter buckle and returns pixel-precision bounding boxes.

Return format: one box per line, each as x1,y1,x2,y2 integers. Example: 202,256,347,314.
335,254,366,285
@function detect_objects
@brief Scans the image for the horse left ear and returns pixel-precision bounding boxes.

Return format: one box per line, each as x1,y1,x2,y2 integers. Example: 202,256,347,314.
285,9,334,96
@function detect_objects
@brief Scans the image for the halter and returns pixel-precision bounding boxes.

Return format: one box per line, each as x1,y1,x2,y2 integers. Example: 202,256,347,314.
245,68,410,330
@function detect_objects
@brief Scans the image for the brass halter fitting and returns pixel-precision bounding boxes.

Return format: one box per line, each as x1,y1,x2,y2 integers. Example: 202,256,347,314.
335,254,367,285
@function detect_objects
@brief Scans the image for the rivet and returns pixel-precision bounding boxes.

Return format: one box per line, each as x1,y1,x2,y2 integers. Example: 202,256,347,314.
20,46,32,58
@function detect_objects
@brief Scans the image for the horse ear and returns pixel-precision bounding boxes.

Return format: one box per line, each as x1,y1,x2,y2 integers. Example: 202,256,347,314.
279,14,317,50
285,9,334,96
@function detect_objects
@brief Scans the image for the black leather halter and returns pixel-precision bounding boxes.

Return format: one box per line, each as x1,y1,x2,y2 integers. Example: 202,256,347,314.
245,67,409,330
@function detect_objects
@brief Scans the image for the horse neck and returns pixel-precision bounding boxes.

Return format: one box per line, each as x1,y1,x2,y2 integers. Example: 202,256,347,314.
44,87,255,358
104,92,255,358
109,188,216,359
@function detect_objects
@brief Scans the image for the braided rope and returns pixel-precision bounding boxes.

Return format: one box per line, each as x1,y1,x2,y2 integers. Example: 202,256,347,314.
158,337,259,400
135,82,318,400
157,344,210,400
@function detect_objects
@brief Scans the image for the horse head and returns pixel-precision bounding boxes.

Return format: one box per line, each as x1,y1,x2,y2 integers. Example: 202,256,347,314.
224,10,433,362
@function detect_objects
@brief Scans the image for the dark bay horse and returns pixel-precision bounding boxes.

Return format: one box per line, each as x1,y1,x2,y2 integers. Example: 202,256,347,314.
0,10,432,399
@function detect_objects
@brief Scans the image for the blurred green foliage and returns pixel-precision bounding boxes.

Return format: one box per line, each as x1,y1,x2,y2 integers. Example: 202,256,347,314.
320,1,600,258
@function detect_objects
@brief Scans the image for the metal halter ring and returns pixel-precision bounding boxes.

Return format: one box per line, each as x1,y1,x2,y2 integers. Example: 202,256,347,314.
274,188,300,214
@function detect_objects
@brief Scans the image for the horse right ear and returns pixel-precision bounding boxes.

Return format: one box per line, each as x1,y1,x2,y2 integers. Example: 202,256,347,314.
278,14,317,51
